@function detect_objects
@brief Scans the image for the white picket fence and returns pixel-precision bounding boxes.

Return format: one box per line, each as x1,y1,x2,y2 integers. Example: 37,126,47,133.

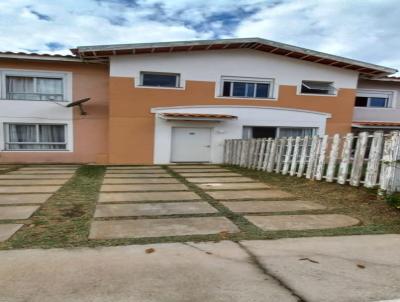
223,131,400,194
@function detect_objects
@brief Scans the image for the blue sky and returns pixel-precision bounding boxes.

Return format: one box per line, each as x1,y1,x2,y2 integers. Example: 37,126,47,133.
1,0,399,73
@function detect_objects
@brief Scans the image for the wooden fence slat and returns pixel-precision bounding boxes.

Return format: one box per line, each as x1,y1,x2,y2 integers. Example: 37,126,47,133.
246,139,256,168
306,136,319,179
267,138,278,172
350,132,369,186
252,139,262,169
262,138,273,171
337,133,354,184
364,131,384,188
275,138,286,173
379,131,400,193
257,139,267,170
239,140,249,167
326,134,340,182
315,135,329,180
223,140,229,164
290,137,301,176
297,136,309,177
282,137,293,175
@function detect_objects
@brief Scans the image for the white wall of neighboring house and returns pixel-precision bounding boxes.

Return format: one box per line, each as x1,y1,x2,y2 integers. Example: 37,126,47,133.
354,79,400,122
151,106,330,164
110,48,359,97
0,68,74,152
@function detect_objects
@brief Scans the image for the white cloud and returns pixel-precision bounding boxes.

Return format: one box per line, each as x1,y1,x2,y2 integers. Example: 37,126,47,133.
0,0,399,73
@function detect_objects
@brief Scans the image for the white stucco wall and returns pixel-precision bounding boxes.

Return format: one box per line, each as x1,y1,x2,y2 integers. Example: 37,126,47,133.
152,106,330,164
0,69,74,152
110,49,359,99
354,79,400,122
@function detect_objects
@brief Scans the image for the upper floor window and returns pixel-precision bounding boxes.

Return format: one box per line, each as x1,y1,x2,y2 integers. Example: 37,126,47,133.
221,77,273,98
4,123,67,151
301,81,336,95
355,89,393,108
140,72,180,88
0,70,68,101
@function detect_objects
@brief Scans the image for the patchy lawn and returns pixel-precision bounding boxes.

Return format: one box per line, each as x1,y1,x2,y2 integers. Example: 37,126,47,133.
1,164,399,250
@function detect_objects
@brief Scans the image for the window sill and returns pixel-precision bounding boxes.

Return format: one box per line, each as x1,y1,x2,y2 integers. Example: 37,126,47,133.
216,96,277,101
298,93,337,97
355,106,393,110
135,85,185,90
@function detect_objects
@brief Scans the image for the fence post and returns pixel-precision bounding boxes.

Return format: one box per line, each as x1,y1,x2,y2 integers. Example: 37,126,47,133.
282,137,293,175
267,138,278,172
262,138,273,171
257,139,267,170
350,131,369,186
290,137,301,176
325,134,340,182
297,136,309,177
379,131,400,193
364,131,384,188
306,136,319,179
337,133,354,184
275,137,286,173
239,140,249,167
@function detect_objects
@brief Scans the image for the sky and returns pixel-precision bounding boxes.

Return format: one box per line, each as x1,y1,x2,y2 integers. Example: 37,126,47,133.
0,0,399,73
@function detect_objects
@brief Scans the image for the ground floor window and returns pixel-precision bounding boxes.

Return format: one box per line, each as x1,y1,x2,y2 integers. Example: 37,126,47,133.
4,123,67,150
243,126,316,139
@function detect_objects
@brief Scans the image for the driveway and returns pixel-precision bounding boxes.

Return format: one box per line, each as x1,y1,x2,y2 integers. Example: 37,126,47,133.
0,234,399,302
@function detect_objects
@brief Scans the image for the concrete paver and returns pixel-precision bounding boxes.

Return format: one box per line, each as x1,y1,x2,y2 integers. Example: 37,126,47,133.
89,217,239,239
245,214,359,231
186,177,255,183
106,169,166,174
107,166,160,169
103,178,180,184
0,179,68,186
100,184,188,192
207,190,294,200
222,200,326,213
94,202,218,217
0,205,40,220
0,224,23,242
104,173,171,178
0,241,296,302
0,186,60,194
0,174,72,179
241,235,400,302
198,182,271,190
169,165,222,169
19,167,77,171
9,170,75,175
98,191,201,203
172,169,231,173
0,194,52,205
180,172,242,177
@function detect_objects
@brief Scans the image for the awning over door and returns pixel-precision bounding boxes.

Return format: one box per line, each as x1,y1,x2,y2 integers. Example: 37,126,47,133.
159,112,237,121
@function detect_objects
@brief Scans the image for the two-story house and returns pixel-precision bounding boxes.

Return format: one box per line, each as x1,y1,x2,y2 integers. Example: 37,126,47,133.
0,38,397,164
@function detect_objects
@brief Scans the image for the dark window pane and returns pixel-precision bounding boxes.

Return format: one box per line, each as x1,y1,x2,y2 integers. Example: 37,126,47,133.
246,83,255,97
355,96,368,107
301,85,329,94
222,81,231,96
232,82,246,97
256,84,269,97
252,127,276,138
142,73,178,87
369,97,387,107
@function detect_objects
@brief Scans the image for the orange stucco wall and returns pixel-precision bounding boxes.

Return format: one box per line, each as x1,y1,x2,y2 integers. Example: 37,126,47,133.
109,77,356,164
0,59,109,164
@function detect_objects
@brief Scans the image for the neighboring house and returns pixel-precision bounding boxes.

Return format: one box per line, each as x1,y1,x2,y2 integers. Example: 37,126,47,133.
353,77,400,133
0,38,397,164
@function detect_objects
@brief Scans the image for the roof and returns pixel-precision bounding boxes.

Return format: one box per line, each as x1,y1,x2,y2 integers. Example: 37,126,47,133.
71,37,397,77
159,112,237,121
353,121,400,128
0,51,83,62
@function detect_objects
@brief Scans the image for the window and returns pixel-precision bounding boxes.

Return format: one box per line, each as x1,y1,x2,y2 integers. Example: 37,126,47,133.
243,126,315,139
4,124,67,150
355,90,393,108
5,76,64,101
141,72,180,88
221,77,272,98
301,81,336,95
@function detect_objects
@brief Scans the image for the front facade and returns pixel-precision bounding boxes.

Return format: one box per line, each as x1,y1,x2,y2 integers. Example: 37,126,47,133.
0,38,396,164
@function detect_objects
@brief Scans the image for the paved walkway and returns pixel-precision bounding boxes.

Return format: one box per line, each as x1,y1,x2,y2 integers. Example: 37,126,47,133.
0,234,399,302
0,165,79,242
89,165,359,240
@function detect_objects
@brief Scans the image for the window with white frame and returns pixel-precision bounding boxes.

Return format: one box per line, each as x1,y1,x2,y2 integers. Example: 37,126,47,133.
355,89,394,108
140,72,180,88
4,123,67,151
1,71,67,101
301,81,336,95
221,77,273,98
243,126,316,139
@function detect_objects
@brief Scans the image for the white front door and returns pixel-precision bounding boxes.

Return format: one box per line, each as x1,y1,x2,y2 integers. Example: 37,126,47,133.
171,127,212,162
